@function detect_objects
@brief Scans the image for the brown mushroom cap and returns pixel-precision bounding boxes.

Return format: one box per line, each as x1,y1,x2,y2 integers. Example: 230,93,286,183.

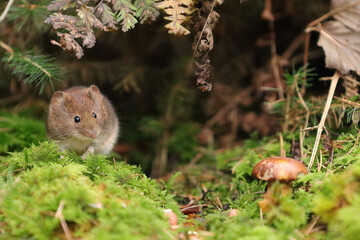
252,156,307,182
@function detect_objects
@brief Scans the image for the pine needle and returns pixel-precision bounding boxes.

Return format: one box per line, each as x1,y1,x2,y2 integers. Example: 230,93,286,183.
1,41,67,94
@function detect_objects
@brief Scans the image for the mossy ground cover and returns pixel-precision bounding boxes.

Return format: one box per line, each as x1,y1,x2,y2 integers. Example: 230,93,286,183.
1,111,360,239
0,141,179,240
168,130,360,240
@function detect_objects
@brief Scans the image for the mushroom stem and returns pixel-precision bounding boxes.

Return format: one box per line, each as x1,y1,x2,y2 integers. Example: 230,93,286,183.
258,181,292,212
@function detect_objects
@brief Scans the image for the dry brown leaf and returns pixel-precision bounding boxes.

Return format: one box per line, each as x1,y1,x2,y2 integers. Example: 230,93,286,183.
332,0,360,31
317,21,360,74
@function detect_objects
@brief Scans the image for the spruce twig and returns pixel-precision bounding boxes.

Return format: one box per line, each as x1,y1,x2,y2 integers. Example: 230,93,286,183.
0,41,66,93
334,96,360,108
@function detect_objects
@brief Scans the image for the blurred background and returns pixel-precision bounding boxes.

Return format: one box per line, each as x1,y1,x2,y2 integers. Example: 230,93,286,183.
0,0,331,176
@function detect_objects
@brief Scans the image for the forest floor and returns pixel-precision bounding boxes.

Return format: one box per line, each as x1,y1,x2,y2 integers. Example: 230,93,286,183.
1,106,360,240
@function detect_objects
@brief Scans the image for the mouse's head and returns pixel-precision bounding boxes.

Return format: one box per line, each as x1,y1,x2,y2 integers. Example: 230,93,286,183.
48,85,107,141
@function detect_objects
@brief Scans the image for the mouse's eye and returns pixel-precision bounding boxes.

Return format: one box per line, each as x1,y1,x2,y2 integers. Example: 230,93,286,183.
74,116,81,123
93,112,97,118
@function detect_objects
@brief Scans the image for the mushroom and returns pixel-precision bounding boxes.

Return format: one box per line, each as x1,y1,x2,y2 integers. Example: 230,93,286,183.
252,156,307,184
163,209,180,230
227,209,240,217
252,156,307,211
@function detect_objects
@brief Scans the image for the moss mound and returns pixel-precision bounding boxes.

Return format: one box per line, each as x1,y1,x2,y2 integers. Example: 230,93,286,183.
0,112,46,153
0,142,178,239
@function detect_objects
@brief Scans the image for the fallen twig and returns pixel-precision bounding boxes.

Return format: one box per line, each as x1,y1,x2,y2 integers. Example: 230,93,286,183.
305,215,321,234
55,200,73,240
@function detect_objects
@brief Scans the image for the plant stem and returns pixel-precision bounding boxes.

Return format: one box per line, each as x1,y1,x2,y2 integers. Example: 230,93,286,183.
307,72,339,171
0,0,15,23
308,1,360,27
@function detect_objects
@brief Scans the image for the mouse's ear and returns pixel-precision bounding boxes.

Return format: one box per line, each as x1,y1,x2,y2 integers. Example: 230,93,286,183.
88,85,103,100
51,91,68,105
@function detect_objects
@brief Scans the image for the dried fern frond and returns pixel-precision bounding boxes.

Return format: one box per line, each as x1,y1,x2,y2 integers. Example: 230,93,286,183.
95,2,118,30
113,0,138,32
46,0,143,58
77,5,105,30
155,0,195,35
192,0,222,91
135,0,160,24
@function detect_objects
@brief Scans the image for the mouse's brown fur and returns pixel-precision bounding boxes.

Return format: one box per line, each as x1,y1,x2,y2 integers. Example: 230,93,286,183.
47,85,119,156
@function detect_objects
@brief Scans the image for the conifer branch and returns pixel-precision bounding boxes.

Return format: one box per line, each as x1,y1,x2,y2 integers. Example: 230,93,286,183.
22,55,52,79
0,41,66,94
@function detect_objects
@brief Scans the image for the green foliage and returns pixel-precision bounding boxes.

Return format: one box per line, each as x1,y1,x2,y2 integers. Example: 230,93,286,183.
2,50,67,93
206,214,286,240
330,128,360,169
7,0,51,32
168,122,200,162
0,112,46,153
160,171,182,194
139,116,163,138
114,0,138,32
135,0,160,23
332,95,360,125
264,183,307,233
283,65,316,88
2,115,360,239
0,141,179,239
269,67,320,131
203,123,360,240
313,162,360,240
231,180,265,219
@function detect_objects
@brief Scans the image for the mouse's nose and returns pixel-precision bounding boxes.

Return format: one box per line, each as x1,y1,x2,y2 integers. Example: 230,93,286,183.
86,130,99,138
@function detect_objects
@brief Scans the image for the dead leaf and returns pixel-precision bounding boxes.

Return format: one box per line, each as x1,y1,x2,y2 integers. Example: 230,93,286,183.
317,21,360,74
332,0,360,31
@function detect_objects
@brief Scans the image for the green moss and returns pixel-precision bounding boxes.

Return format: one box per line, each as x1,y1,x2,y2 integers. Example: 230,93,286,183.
314,162,360,239
206,214,287,240
3,112,360,239
0,142,178,239
0,112,46,153
263,182,307,233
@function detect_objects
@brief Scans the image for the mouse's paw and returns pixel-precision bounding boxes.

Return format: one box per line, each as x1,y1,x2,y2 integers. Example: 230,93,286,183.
81,146,95,159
